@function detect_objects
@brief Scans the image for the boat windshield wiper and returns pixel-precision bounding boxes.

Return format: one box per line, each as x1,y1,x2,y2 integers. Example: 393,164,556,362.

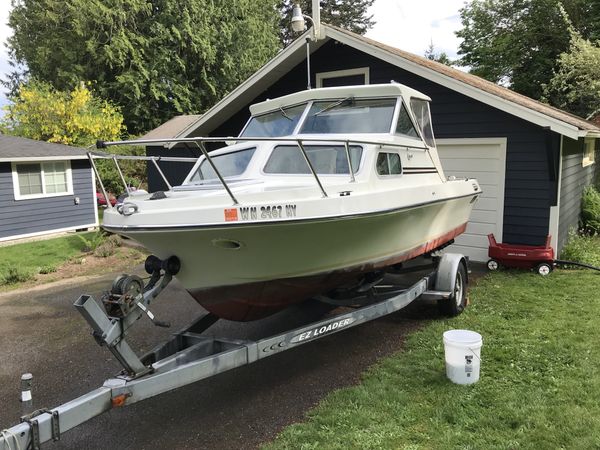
279,106,293,121
314,96,354,116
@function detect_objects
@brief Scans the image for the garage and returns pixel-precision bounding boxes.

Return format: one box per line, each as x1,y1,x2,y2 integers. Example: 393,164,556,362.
144,24,599,256
437,138,507,262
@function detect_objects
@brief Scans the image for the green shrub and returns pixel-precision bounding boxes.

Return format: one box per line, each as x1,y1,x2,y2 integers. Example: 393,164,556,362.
78,231,108,252
560,230,600,267
93,241,116,258
106,234,122,248
581,185,600,234
1,267,34,285
37,265,57,274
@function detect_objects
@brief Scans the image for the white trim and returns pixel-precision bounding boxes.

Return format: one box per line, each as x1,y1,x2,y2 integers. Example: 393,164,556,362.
437,137,507,243
91,165,100,227
583,137,596,167
11,160,74,201
0,156,88,162
550,136,564,253
315,67,370,88
0,224,97,243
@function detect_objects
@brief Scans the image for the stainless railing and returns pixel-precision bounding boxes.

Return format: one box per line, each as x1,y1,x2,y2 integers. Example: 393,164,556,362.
90,136,428,207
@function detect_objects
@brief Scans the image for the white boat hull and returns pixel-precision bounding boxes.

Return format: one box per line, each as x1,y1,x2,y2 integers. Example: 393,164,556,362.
115,193,475,320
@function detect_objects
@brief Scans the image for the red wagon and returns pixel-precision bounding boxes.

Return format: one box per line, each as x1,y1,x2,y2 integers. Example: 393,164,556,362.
487,234,555,275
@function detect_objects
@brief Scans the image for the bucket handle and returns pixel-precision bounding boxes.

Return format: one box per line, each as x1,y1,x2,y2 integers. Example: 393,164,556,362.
467,347,481,362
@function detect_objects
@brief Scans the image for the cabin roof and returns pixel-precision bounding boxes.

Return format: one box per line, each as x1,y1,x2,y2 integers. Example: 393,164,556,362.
249,83,430,116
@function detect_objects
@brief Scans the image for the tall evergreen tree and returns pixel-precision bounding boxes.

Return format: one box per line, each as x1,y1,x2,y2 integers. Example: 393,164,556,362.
279,0,375,46
6,0,281,133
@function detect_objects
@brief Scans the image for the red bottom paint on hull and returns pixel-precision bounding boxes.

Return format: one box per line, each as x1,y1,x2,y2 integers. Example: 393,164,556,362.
189,223,467,321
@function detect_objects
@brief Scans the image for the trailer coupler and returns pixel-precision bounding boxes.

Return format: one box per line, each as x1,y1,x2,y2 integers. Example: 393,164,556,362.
74,255,180,378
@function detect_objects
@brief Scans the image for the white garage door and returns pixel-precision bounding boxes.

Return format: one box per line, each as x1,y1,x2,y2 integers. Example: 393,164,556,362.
437,138,506,262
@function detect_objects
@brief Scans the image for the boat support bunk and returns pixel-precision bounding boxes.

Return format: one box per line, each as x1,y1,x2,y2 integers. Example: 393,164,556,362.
0,252,468,450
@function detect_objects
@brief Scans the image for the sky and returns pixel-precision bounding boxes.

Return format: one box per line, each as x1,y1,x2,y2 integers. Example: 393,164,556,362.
0,0,467,111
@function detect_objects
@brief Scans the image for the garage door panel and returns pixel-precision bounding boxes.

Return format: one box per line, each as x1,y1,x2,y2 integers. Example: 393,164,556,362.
452,233,489,249
436,145,503,159
474,197,499,211
437,139,505,262
446,245,489,263
469,209,498,224
465,221,496,236
445,171,501,184
441,158,503,172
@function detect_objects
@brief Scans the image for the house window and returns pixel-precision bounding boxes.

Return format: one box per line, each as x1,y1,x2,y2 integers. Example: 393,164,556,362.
583,138,596,167
316,67,370,88
376,152,402,176
12,161,73,200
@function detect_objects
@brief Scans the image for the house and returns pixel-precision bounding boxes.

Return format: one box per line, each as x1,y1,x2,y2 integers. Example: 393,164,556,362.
142,25,599,262
0,134,98,242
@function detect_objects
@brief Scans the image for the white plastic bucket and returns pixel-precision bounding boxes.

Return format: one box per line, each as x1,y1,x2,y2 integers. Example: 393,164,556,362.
443,330,483,385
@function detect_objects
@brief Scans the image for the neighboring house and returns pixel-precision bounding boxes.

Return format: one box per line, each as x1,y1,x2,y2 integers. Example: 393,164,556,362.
142,25,599,262
0,134,97,242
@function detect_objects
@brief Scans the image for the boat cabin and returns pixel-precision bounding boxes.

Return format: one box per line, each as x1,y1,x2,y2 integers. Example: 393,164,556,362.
178,84,443,188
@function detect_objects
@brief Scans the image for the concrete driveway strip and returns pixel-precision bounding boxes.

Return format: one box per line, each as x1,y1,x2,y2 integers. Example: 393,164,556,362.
0,268,431,449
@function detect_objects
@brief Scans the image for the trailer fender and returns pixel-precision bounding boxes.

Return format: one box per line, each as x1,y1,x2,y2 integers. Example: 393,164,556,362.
434,253,468,293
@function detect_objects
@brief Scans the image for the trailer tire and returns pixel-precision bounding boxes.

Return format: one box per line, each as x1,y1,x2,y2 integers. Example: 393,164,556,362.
438,262,467,317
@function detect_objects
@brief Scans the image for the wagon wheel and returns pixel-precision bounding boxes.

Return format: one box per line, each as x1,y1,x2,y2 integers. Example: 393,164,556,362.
536,263,552,276
487,259,499,271
439,262,468,317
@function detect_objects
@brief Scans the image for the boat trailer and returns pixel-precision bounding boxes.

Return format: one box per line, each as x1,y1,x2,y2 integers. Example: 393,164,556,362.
0,253,468,450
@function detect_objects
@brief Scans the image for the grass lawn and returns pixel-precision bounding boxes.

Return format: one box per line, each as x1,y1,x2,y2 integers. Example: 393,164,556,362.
266,268,600,449
0,232,94,280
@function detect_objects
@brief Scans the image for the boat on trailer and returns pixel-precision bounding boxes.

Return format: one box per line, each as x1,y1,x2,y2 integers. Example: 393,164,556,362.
98,83,480,321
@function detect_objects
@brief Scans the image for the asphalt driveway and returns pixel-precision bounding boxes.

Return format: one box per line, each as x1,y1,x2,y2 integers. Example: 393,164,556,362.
0,268,440,449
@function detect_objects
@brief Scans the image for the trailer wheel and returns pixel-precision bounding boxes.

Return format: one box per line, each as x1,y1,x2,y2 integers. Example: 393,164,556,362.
487,259,499,271
438,262,467,317
536,263,552,276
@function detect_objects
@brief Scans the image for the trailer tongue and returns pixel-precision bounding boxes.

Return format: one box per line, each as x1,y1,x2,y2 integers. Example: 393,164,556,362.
0,253,468,450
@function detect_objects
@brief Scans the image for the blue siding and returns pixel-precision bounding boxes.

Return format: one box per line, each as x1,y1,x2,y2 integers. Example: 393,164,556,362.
558,138,599,252
0,160,96,240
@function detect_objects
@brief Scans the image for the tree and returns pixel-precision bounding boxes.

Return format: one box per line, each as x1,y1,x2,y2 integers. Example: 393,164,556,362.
543,34,600,119
424,42,453,66
456,0,597,99
0,80,124,146
279,0,375,46
0,80,144,193
6,0,281,134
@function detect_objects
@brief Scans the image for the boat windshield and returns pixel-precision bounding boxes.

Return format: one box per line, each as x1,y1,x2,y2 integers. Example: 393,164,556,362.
240,104,306,137
264,145,362,174
187,148,256,183
299,98,396,134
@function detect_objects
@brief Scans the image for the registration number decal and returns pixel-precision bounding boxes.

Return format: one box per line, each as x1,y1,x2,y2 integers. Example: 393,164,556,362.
234,204,297,221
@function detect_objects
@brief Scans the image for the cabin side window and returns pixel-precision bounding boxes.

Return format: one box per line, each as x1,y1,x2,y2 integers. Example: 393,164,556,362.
410,98,435,147
376,152,402,176
395,103,420,139
188,148,256,183
264,145,362,174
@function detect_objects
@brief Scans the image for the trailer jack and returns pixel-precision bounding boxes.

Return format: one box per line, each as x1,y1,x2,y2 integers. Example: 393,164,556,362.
0,253,468,450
